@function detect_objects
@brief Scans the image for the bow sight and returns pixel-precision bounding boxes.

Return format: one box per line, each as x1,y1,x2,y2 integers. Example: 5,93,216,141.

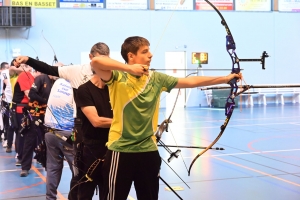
239,51,269,70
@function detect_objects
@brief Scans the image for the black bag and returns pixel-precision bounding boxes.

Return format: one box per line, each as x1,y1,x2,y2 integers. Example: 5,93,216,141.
9,107,18,129
34,140,47,168
74,142,84,177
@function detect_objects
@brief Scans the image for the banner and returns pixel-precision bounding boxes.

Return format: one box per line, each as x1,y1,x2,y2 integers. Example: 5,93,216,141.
278,0,300,12
155,0,193,10
106,0,147,9
235,0,271,11
196,0,233,10
11,0,56,8
60,0,104,8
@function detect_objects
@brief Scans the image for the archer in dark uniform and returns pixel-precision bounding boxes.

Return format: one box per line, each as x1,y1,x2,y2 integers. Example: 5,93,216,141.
20,73,55,177
76,72,112,199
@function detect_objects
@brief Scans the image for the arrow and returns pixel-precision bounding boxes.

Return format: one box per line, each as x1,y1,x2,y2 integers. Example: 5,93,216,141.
150,68,244,71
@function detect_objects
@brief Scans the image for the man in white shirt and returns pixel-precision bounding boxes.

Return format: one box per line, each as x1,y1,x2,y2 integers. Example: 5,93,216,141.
44,76,75,200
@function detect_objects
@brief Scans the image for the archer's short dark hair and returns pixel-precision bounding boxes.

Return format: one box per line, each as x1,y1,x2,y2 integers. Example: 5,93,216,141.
121,36,150,63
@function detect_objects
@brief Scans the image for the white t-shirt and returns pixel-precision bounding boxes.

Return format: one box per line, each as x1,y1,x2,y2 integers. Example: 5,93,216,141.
58,64,93,118
0,71,3,96
1,69,12,103
44,78,74,131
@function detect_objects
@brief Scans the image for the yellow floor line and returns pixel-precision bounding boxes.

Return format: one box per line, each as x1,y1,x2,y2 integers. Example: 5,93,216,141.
213,157,300,187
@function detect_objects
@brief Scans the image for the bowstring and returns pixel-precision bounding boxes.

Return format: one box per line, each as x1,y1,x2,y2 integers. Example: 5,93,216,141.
149,0,195,175
239,76,250,112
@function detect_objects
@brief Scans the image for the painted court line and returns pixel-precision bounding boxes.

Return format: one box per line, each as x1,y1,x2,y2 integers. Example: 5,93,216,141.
0,169,22,173
127,195,136,200
0,165,70,173
204,148,300,157
289,122,300,126
0,181,44,195
182,122,300,130
31,165,67,200
213,156,300,187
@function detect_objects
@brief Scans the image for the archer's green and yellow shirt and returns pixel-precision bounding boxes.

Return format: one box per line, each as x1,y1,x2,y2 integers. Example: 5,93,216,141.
106,70,178,153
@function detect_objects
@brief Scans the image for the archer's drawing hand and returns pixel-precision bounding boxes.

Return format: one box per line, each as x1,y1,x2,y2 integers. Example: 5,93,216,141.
128,64,149,76
14,56,29,67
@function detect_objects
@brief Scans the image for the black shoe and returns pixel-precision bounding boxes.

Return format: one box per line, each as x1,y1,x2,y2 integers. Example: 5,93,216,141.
20,170,29,177
6,147,12,153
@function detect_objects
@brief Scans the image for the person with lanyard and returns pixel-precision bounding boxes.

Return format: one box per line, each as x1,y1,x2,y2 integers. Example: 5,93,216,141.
43,63,76,200
13,42,110,200
90,36,242,200
76,56,112,199
19,72,55,177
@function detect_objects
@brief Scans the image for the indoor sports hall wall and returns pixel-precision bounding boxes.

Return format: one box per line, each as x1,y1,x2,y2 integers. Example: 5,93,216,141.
0,9,299,107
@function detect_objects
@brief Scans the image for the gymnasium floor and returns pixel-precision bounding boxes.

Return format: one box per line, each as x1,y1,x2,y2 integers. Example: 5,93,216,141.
1,104,300,200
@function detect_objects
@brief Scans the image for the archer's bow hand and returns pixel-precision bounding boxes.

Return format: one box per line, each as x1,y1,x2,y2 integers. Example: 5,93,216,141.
225,72,243,84
14,56,29,68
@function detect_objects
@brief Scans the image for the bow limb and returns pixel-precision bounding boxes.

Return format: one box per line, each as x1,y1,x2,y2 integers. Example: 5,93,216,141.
23,40,39,61
155,87,180,142
155,85,183,164
188,110,233,176
187,83,252,175
204,0,240,81
41,30,58,64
